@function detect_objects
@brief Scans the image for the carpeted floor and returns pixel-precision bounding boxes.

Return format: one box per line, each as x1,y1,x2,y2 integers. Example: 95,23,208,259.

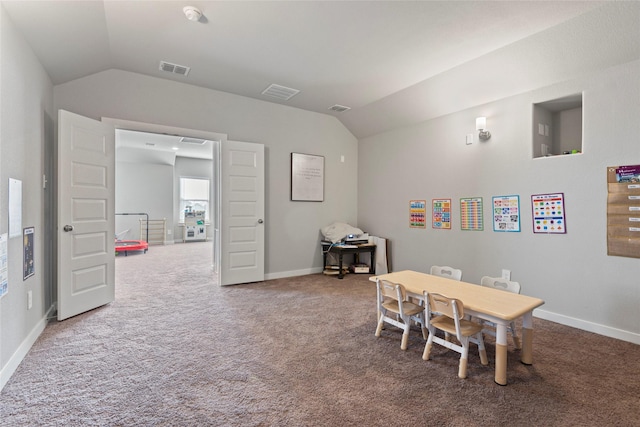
1,242,639,426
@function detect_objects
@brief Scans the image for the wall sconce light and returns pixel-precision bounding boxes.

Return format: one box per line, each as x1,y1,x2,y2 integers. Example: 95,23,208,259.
476,117,491,141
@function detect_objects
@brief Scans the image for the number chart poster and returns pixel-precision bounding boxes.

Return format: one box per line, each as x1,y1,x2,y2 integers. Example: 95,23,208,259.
409,200,427,228
460,197,484,231
492,195,520,232
532,193,566,234
432,199,451,229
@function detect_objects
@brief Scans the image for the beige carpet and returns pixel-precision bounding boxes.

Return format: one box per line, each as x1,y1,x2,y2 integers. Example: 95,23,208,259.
1,242,639,426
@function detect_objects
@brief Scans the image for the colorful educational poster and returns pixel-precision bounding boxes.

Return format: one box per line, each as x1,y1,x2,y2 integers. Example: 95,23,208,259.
532,193,567,234
409,200,426,228
432,199,451,229
23,227,35,280
460,197,483,231
492,195,520,232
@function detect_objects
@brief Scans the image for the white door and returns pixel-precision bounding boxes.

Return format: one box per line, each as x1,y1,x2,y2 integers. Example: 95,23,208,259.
220,140,265,285
57,110,115,320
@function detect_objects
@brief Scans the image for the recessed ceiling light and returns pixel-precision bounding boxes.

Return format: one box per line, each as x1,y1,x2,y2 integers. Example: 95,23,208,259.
172,147,179,151
328,104,351,113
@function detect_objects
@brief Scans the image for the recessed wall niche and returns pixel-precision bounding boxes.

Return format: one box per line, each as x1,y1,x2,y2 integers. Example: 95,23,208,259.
532,93,583,158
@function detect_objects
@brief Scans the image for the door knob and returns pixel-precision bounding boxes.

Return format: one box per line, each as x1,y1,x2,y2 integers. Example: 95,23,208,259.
63,225,74,232
257,219,264,224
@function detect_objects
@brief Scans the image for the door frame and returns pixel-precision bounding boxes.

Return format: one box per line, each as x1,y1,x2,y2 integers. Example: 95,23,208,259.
102,117,226,276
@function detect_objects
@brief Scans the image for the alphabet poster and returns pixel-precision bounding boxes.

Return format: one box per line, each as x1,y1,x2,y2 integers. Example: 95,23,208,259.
492,195,520,232
532,193,566,233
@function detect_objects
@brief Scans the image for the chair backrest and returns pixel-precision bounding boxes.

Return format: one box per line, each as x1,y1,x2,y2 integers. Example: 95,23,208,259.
430,265,462,281
480,276,521,294
425,292,464,321
376,279,407,303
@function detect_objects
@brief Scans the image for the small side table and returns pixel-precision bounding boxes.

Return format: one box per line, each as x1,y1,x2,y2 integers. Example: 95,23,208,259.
321,241,376,279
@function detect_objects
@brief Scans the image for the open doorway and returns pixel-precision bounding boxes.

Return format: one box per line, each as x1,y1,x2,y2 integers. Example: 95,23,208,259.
106,118,226,279
104,117,265,286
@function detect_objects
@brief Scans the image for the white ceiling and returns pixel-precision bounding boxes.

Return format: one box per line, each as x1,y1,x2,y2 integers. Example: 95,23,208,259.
2,0,616,142
115,129,214,162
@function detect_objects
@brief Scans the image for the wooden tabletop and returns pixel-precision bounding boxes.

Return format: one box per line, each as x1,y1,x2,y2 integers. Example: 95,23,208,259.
370,270,544,321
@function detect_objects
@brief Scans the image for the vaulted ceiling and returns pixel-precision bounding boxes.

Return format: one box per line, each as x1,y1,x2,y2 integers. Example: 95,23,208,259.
4,1,636,139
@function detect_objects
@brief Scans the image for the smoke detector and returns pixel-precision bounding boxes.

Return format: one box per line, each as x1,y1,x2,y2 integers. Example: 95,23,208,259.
183,6,202,22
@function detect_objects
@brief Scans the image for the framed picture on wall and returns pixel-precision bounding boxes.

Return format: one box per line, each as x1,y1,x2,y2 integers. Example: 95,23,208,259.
291,153,324,201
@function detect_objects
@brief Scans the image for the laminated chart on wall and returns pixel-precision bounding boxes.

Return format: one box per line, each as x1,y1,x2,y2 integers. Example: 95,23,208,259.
532,193,566,234
432,199,451,229
460,197,483,231
607,165,640,258
492,195,520,232
409,200,427,228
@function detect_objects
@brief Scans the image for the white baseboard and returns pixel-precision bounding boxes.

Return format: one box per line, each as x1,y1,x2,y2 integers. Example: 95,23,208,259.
265,267,324,280
534,309,640,345
0,304,56,391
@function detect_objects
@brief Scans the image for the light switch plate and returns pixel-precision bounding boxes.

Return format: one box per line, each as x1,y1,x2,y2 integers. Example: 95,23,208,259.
466,134,474,145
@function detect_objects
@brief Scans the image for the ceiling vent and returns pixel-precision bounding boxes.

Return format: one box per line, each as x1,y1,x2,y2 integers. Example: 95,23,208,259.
179,137,207,145
159,61,190,76
261,84,300,101
328,104,351,113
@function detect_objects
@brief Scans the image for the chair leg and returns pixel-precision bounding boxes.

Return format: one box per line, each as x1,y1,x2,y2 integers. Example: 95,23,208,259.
419,313,428,340
375,314,384,337
401,331,409,350
510,322,521,349
422,335,433,360
458,357,468,379
476,332,489,365
458,337,470,378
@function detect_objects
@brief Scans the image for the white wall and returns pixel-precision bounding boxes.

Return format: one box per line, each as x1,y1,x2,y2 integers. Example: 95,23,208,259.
555,107,582,154
54,69,359,277
115,161,174,242
0,4,54,388
357,60,640,343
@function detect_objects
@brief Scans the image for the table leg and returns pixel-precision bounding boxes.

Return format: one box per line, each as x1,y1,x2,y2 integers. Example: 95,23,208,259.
323,250,327,271
369,247,376,273
521,312,534,365
494,323,508,385
338,253,344,279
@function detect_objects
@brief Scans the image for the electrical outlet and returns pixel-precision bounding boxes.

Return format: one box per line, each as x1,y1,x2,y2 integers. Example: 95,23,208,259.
27,290,33,310
502,269,511,280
